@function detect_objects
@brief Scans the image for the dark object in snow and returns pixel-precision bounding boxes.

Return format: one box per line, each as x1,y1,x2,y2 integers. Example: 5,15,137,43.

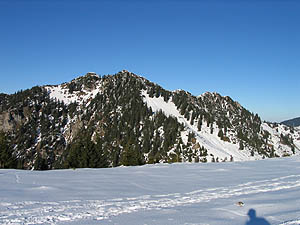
236,201,244,207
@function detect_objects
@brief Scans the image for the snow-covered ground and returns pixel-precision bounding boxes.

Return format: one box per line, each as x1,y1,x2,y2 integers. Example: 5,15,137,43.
1,157,300,225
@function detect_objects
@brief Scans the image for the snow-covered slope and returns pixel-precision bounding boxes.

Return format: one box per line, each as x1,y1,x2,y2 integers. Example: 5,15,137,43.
44,72,103,105
142,90,251,161
45,84,101,105
1,157,300,225
142,90,300,162
262,123,300,156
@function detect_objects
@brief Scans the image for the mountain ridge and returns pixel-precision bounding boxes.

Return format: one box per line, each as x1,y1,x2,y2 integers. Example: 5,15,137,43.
281,117,300,127
0,70,299,170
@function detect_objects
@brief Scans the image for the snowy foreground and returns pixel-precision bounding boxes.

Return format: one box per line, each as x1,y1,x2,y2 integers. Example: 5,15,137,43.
1,158,300,225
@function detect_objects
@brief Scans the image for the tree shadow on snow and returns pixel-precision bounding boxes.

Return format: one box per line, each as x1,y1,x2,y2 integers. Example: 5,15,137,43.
245,209,271,225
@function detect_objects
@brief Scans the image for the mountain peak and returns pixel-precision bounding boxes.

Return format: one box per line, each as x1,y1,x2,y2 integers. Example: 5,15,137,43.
117,69,140,77
74,72,100,81
120,69,130,73
117,69,135,76
198,91,221,98
85,72,99,77
116,70,148,83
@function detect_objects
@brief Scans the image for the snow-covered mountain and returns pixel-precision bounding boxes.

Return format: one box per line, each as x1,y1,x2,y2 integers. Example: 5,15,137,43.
0,70,299,169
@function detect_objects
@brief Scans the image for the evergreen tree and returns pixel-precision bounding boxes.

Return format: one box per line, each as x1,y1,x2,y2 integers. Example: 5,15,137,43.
121,141,143,166
94,137,110,168
197,118,202,131
239,141,244,150
34,153,48,170
218,129,224,140
0,132,16,168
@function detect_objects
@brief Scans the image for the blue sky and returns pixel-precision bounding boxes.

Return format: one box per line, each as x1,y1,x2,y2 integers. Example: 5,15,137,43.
0,0,299,122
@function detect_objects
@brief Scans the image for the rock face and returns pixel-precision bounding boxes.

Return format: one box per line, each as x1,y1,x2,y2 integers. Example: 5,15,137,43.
0,112,14,132
0,71,299,170
0,109,28,132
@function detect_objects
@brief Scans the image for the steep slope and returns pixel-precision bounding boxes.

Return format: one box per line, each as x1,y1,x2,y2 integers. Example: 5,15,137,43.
0,70,299,169
143,88,300,161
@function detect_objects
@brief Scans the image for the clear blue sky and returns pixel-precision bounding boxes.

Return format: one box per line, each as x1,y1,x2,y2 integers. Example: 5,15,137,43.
0,0,299,122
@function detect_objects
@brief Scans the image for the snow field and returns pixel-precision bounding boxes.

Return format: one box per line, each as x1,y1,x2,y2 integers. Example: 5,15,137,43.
1,157,300,224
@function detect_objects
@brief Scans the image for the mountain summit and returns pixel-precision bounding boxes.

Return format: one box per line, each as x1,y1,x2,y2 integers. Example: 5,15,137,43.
0,70,299,170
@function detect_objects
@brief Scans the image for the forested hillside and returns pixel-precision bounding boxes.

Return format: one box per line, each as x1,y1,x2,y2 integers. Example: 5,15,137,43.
0,71,299,170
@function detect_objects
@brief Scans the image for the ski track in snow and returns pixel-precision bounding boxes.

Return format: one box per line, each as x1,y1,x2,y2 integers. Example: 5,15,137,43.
1,174,300,224
15,173,21,184
280,221,300,225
